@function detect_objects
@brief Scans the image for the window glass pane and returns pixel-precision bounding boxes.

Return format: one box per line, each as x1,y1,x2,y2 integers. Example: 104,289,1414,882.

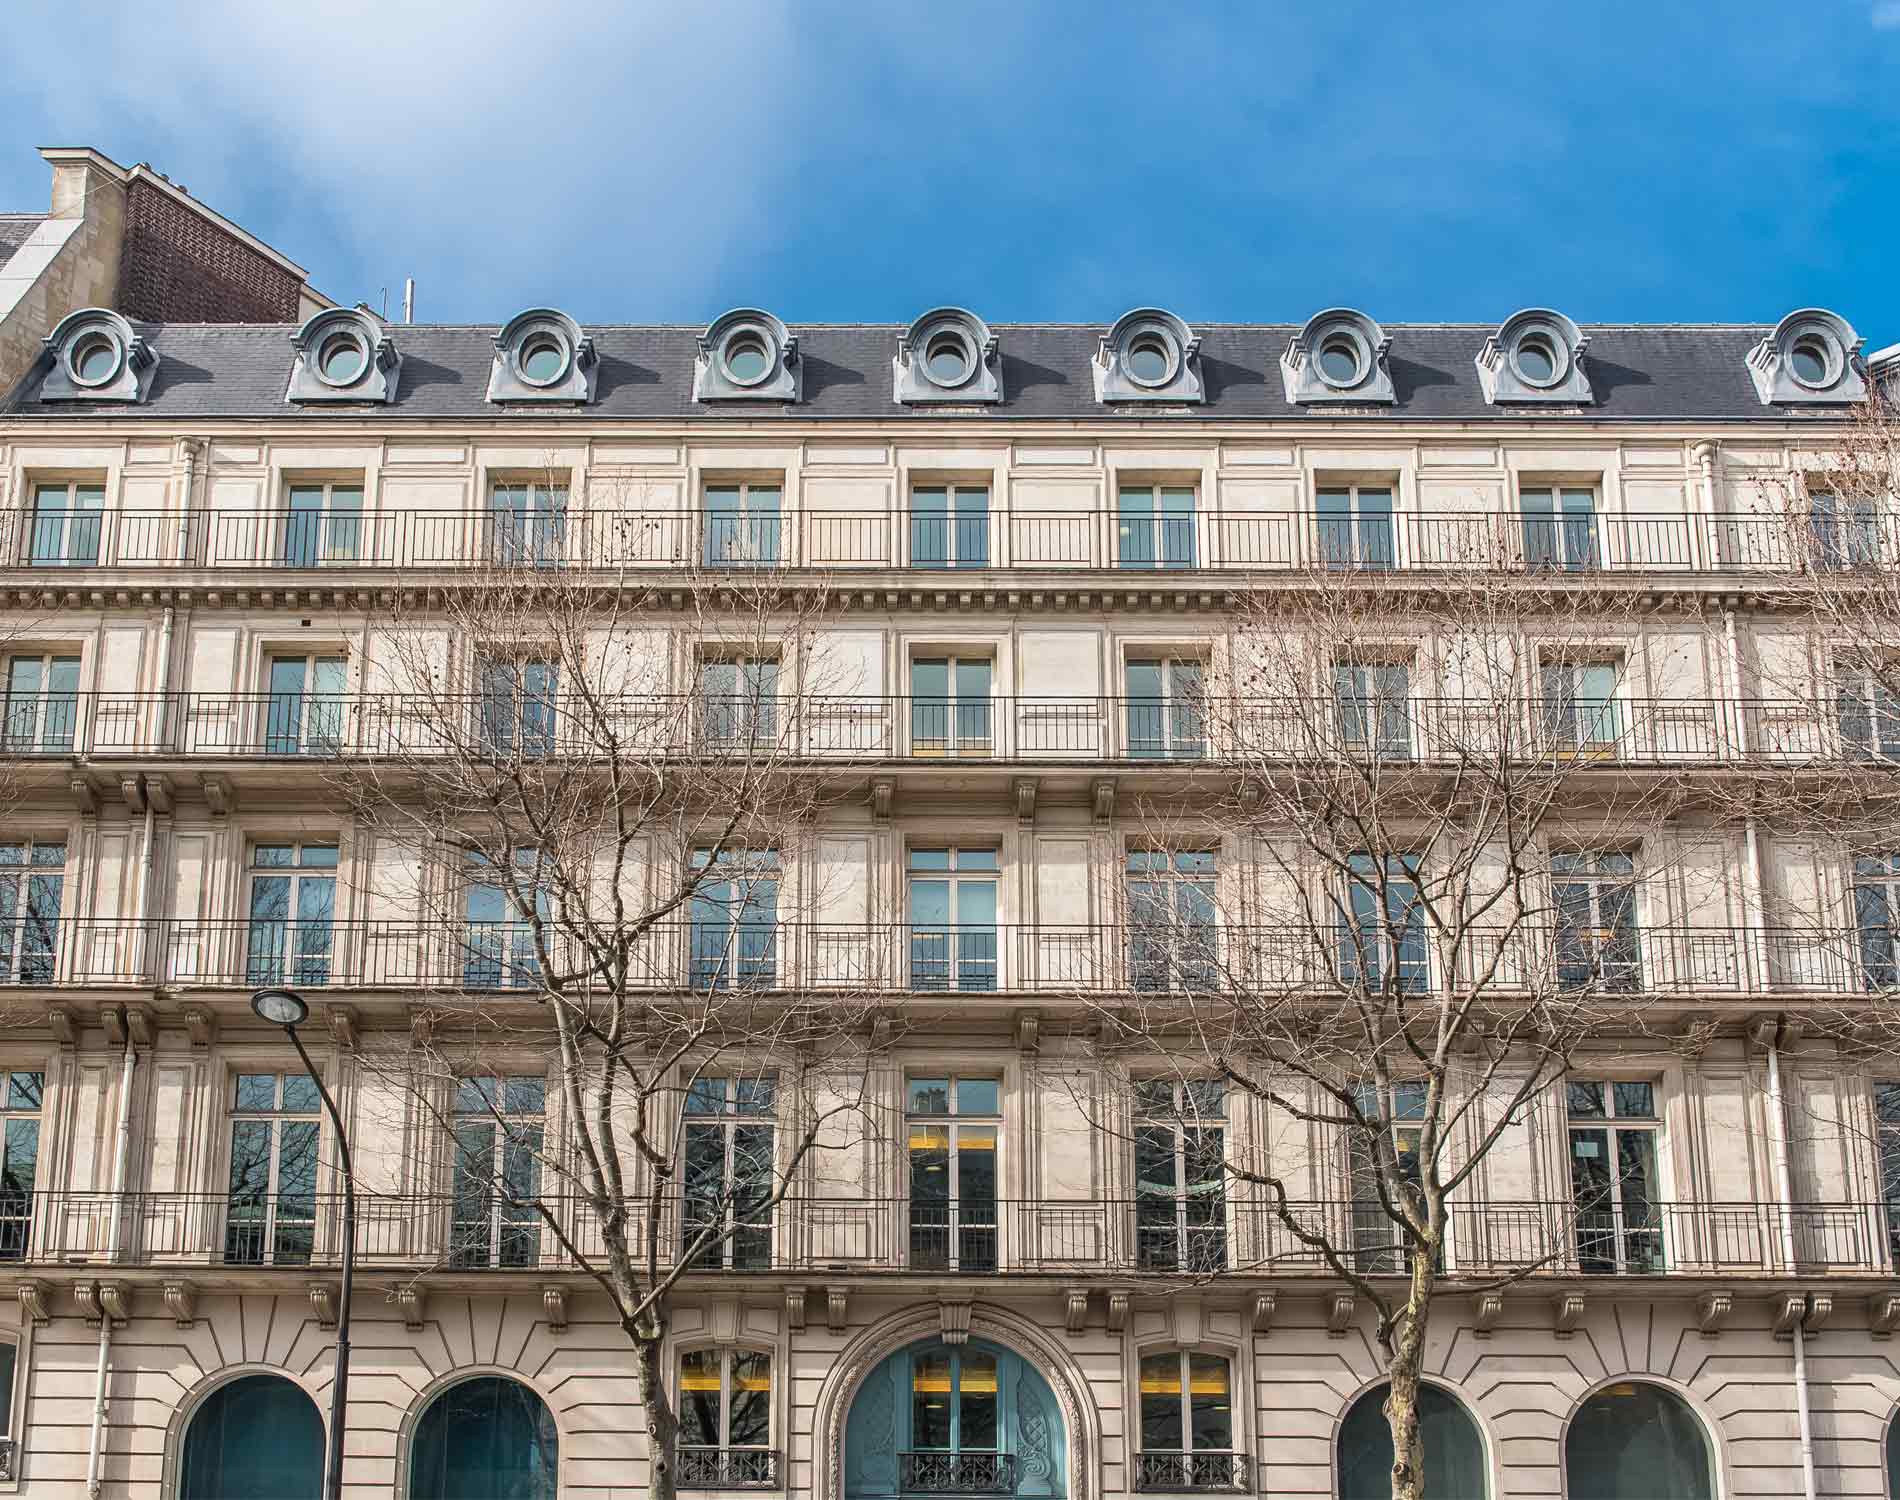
956,1079,999,1116
234,1074,277,1111
281,1076,321,1113
1613,1082,1655,1119
505,1077,546,1115
908,1079,950,1115
912,1352,953,1449
1187,1355,1232,1451
6,1073,41,1111
1564,1381,1713,1500
680,1348,723,1447
1566,1081,1606,1117
1133,1079,1176,1116
0,1341,15,1438
685,1078,727,1115
729,1351,772,1447
1139,1353,1184,1451
959,1350,998,1449
409,1376,559,1500
180,1372,323,1500
456,1077,499,1114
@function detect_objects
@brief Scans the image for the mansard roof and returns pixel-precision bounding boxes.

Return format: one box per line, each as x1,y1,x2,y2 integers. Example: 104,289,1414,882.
0,319,1855,423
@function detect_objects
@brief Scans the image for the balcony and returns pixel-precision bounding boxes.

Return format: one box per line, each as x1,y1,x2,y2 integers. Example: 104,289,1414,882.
678,1449,780,1490
12,917,1900,1001
15,690,1900,770
898,1454,1016,1494
0,1192,1884,1278
1132,1452,1250,1493
1,505,1891,577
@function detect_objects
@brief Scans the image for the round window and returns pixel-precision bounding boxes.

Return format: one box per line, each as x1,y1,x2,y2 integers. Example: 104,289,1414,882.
1318,338,1363,386
1790,336,1831,387
1514,335,1558,385
723,334,771,386
1126,336,1173,385
70,333,120,386
925,332,973,386
317,332,366,384
520,336,567,385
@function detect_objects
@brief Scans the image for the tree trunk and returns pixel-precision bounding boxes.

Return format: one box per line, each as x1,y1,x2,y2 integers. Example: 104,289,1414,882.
636,1325,679,1500
1384,1245,1436,1500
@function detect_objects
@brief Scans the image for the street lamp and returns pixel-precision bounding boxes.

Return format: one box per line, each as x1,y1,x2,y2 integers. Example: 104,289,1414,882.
251,988,354,1500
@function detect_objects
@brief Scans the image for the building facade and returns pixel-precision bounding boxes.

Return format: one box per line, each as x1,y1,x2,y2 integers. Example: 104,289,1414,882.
0,302,1896,1499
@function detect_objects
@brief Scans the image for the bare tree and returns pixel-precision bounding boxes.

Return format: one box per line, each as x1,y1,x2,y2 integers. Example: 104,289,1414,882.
1068,541,1711,1500
329,492,883,1500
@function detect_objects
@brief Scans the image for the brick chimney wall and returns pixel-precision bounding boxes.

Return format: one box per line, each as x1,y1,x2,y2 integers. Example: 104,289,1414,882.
114,176,301,323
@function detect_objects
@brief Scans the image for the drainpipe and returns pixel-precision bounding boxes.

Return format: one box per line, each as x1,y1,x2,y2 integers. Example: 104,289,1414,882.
84,1022,137,1498
1762,1019,1819,1500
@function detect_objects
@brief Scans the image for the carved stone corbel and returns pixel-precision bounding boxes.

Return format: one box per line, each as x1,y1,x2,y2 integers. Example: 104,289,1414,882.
144,774,174,814
119,775,146,814
1012,777,1039,827
1106,1291,1129,1332
14,1282,50,1326
308,1283,338,1328
826,1285,848,1334
408,1008,436,1049
1773,1293,1806,1339
76,1281,129,1326
1251,1292,1276,1335
1870,1293,1900,1338
201,774,234,816
1472,1292,1504,1338
1327,1293,1355,1337
939,1298,973,1346
326,1004,358,1050
785,1285,808,1332
101,1007,129,1047
1552,1292,1586,1338
1014,1011,1040,1054
1805,1292,1833,1334
1090,777,1117,825
1063,1288,1088,1335
126,1006,157,1048
543,1286,568,1334
396,1285,427,1331
868,777,895,821
69,774,99,814
47,1007,78,1047
183,1007,217,1047
1695,1289,1732,1337
163,1280,198,1327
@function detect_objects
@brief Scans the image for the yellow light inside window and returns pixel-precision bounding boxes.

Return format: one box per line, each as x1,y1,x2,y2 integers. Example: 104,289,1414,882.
910,1127,949,1152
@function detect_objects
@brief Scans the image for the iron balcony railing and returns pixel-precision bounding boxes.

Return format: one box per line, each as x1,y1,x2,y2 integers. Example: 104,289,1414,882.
678,1449,779,1490
0,1192,1886,1277
11,917,1900,999
13,690,1900,768
4,505,1896,576
897,1453,1017,1495
1132,1452,1250,1493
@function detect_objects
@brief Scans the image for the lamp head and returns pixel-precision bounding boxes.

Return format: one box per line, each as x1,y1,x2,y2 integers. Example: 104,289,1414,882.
250,989,310,1027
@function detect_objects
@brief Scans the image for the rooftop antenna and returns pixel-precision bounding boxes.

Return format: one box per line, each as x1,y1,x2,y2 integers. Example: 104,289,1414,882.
403,277,415,325
378,286,388,321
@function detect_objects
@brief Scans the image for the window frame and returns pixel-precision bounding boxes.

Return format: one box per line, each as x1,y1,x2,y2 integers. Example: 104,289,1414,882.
0,1069,46,1266
1564,1076,1665,1274
1,652,81,754
906,848,1001,992
474,650,560,758
1313,482,1396,571
447,1073,548,1269
0,840,68,986
1132,1076,1228,1272
1539,656,1626,756
1550,849,1643,993
679,1072,778,1271
222,1067,325,1267
1116,484,1198,571
1134,1346,1243,1491
704,479,783,568
1122,653,1207,761
280,478,366,566
487,478,570,567
677,1345,777,1489
1517,483,1602,571
910,484,991,570
25,480,105,568
697,653,782,752
905,1074,1003,1272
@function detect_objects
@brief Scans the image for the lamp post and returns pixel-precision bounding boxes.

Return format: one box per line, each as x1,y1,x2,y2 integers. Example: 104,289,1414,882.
252,988,354,1500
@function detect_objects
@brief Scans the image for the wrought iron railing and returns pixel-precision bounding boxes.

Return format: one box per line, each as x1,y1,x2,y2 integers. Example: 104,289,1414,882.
1132,1451,1250,1492
677,1448,780,1489
898,1452,1017,1495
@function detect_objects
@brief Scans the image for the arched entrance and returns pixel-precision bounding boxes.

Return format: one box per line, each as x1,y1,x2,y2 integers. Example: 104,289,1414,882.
1565,1381,1714,1500
1337,1382,1488,1500
408,1375,558,1500
846,1337,1066,1499
180,1373,323,1500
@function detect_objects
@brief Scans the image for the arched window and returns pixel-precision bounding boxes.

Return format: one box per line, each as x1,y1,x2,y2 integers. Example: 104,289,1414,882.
409,1376,557,1500
1564,1381,1713,1500
1135,1349,1243,1490
180,1373,323,1500
680,1348,775,1488
1338,1383,1487,1500
1886,1409,1900,1499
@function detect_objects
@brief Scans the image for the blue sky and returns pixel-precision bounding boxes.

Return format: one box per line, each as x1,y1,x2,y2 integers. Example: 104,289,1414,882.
2,2,1897,334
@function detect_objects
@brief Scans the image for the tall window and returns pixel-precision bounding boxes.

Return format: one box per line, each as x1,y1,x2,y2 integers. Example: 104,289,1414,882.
225,1071,320,1266
1875,1082,1900,1264
1520,485,1600,570
1541,661,1623,755
908,849,999,992
1552,852,1641,992
283,481,363,565
0,1073,43,1262
1809,488,1880,571
181,1373,324,1500
1134,1079,1226,1271
478,656,558,757
263,654,346,755
27,481,104,566
462,848,549,990
1338,1382,1489,1500
0,841,65,985
449,1075,545,1269
1563,1381,1713,1500
408,1376,558,1500
680,1349,775,1488
245,842,338,987
912,485,989,569
706,482,781,567
1854,854,1900,992
489,480,567,566
1348,1080,1426,1275
1135,1351,1241,1492
906,1347,1000,1480
681,1075,775,1270
1567,1079,1662,1274
1316,484,1394,570
699,657,780,752
1125,657,1205,760
689,850,779,990
911,657,993,757
1118,485,1196,569
3,654,80,752
1837,667,1900,761
1334,661,1412,758
907,1076,1000,1272
1128,850,1217,993
1340,854,1426,993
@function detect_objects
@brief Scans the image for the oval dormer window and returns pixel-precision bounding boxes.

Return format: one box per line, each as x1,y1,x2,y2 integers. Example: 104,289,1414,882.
519,333,569,386
315,328,369,386
488,309,596,404
1788,331,1837,389
1746,309,1866,406
1475,310,1590,405
40,308,157,403
1126,334,1175,386
1317,334,1365,387
694,310,799,402
1513,334,1558,385
69,330,123,387
286,308,399,405
925,329,975,387
723,334,771,386
1283,309,1392,404
1094,309,1202,403
895,309,1002,404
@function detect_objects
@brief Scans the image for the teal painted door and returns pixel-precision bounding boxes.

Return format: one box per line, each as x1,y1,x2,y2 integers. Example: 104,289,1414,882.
846,1338,1065,1500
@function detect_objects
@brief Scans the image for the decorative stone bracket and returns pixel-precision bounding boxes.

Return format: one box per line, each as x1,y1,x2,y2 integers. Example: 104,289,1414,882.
163,1280,197,1327
1552,1292,1586,1338
308,1282,339,1328
939,1298,973,1345
1472,1292,1504,1338
1326,1293,1355,1338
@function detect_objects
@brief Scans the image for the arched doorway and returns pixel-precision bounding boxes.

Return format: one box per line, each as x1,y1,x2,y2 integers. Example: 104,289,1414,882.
1336,1382,1487,1500
409,1375,558,1500
1565,1381,1714,1500
845,1337,1066,1499
180,1373,323,1500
